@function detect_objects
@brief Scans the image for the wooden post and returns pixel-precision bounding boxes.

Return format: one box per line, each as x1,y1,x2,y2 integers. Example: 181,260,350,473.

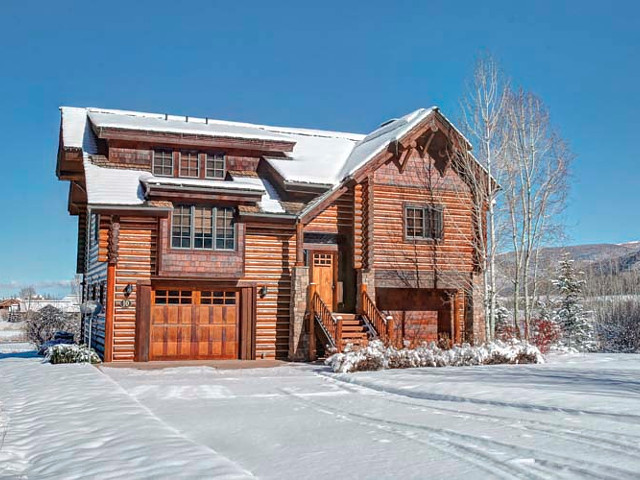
386,315,395,347
104,217,119,363
336,316,343,353
359,283,367,315
103,263,115,362
134,283,151,362
295,221,304,267
308,283,316,361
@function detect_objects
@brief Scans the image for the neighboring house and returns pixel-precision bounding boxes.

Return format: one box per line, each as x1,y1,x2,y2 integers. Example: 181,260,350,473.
0,299,20,320
3,295,81,320
56,106,489,362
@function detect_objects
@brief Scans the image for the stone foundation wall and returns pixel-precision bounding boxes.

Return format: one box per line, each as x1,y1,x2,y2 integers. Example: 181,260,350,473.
289,266,309,361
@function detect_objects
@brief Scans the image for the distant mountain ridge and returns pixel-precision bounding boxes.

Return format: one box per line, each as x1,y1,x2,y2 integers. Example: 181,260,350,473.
499,241,640,273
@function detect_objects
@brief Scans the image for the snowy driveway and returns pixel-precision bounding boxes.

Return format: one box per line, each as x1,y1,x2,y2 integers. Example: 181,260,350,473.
103,354,640,480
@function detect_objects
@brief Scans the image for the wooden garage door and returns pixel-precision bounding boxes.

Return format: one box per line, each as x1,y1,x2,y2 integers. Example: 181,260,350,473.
150,289,239,360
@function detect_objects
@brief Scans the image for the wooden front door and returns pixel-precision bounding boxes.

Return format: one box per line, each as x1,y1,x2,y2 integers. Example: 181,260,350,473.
311,252,336,309
150,288,239,360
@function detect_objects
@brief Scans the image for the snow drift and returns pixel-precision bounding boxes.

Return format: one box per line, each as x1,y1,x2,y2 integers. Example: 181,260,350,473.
326,339,544,373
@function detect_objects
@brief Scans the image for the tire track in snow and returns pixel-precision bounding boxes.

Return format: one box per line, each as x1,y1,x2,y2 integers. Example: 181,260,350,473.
376,393,640,457
284,385,637,480
325,372,640,425
321,373,640,459
279,388,548,480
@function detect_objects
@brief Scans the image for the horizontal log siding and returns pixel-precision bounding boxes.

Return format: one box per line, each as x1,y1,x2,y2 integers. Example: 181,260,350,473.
84,213,107,356
243,225,295,359
304,190,353,234
113,217,157,361
372,153,475,273
372,184,475,271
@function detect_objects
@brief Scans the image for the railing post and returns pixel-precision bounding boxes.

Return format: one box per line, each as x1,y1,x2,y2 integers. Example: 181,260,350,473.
336,316,343,353
308,284,317,361
359,283,367,315
386,315,395,348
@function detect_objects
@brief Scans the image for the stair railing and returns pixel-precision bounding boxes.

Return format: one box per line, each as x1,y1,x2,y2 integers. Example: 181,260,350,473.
360,284,396,347
308,284,343,361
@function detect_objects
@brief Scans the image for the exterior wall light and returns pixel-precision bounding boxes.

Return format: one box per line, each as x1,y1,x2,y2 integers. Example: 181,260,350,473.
124,284,133,297
259,286,268,298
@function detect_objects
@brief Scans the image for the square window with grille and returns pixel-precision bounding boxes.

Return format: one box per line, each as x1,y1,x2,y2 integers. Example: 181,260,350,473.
313,253,333,266
201,291,236,305
154,290,192,305
405,205,443,240
171,205,236,250
179,151,200,178
153,150,174,176
205,153,225,179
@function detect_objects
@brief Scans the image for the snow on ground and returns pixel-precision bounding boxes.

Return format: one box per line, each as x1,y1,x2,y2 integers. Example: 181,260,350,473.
104,354,640,479
0,353,253,479
0,321,25,343
2,351,640,479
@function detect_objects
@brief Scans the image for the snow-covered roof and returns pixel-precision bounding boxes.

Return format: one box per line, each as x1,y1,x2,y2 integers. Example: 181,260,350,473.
232,176,286,214
87,109,294,144
338,108,434,180
84,159,149,205
60,107,98,154
63,105,471,213
61,106,444,188
142,176,266,193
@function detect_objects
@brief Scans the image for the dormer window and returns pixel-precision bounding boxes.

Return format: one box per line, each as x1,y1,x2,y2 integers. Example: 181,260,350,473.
179,151,200,178
153,150,173,176
205,153,226,179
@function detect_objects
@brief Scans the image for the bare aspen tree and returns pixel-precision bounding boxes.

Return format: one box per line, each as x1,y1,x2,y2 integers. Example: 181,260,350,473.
460,53,508,340
501,89,570,338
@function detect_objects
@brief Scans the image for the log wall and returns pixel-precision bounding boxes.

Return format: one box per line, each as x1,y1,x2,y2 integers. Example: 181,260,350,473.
243,224,295,359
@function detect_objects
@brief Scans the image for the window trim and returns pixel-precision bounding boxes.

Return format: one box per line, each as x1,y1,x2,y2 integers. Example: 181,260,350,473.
178,150,200,178
171,205,236,251
204,152,226,179
152,149,174,177
404,203,444,242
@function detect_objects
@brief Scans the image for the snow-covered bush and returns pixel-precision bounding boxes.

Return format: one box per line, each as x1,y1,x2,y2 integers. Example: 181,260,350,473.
23,305,80,348
326,339,543,373
44,344,101,364
530,318,562,353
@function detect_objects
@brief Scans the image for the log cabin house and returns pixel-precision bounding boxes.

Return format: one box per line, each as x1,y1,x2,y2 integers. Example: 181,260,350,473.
56,106,488,362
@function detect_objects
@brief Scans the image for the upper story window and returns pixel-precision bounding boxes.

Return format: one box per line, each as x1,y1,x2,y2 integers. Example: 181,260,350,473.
153,150,173,176
179,151,200,178
205,153,226,179
405,205,444,241
171,205,236,251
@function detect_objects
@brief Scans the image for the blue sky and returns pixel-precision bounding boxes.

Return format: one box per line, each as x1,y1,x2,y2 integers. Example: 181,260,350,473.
0,0,637,297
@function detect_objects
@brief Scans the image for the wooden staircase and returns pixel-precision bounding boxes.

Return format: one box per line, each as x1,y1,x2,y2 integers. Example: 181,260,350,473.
334,313,371,350
308,284,397,361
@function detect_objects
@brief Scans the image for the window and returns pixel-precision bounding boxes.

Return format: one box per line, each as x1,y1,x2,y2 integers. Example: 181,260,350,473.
171,206,192,248
154,290,193,305
205,153,225,179
179,151,200,178
193,206,213,249
171,205,236,250
153,150,173,176
405,205,443,240
216,207,235,250
201,291,236,305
